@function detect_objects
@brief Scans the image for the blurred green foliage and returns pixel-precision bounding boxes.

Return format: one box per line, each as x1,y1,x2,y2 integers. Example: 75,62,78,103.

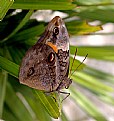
0,0,114,121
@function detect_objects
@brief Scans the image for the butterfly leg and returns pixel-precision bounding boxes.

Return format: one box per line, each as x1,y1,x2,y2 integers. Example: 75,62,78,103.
57,90,70,102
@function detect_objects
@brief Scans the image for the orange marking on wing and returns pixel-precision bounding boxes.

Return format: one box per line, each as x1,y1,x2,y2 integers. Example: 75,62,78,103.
47,42,58,53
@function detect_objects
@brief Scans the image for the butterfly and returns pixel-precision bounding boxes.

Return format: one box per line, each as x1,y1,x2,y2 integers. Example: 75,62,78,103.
19,16,72,99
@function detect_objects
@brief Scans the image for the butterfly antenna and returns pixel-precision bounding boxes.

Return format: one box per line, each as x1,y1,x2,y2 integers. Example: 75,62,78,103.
69,48,78,75
69,54,88,78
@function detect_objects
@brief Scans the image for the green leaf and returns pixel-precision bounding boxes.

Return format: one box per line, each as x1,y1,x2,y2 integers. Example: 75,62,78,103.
0,70,7,118
78,8,114,23
70,87,107,121
99,94,114,105
0,56,19,78
74,5,114,23
73,0,114,5
83,66,114,83
8,46,25,64
8,24,44,44
70,56,86,71
70,46,114,61
5,82,34,121
67,20,102,35
3,108,18,121
72,71,114,95
35,90,60,119
1,10,34,43
11,0,75,10
82,66,114,106
61,110,69,121
19,87,52,121
0,0,14,20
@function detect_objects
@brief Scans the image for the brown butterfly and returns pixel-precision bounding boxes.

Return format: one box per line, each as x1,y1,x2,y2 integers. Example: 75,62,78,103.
19,16,72,99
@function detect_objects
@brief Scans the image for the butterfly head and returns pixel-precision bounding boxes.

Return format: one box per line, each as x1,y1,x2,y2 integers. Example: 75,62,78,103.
45,16,69,51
